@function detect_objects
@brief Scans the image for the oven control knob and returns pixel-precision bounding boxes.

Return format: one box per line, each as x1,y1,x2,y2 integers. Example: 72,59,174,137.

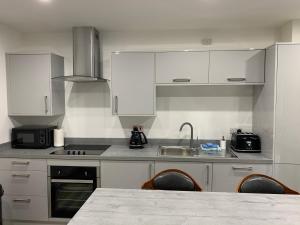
72,151,76,155
85,171,88,176
83,151,86,155
67,151,71,155
58,170,61,175
78,151,81,155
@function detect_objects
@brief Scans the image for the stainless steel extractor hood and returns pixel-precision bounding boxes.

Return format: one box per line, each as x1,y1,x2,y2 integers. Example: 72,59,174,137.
57,27,107,82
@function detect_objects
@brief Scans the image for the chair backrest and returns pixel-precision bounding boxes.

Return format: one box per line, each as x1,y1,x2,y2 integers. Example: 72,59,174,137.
142,169,202,192
237,174,299,194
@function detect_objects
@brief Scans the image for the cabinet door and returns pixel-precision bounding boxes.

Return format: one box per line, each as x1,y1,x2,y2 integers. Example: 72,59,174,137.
154,162,212,191
101,161,154,189
274,164,300,192
156,51,209,84
6,54,52,116
209,50,265,84
112,52,155,115
212,163,273,192
274,44,300,164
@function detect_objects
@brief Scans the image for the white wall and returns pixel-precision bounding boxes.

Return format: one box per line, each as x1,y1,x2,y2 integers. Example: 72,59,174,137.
19,28,278,140
279,19,300,42
0,24,23,144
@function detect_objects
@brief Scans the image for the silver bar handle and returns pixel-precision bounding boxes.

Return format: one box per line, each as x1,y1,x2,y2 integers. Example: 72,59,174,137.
51,179,94,184
114,96,118,114
11,161,30,165
172,78,191,83
227,78,246,82
44,96,48,114
13,199,31,203
148,163,152,179
232,166,253,171
12,174,30,178
206,165,210,186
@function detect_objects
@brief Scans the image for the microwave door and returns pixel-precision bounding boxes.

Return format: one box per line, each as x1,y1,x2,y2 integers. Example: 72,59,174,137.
13,131,37,147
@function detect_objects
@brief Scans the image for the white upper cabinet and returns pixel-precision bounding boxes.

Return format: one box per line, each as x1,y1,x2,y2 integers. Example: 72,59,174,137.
209,50,265,84
112,52,155,116
6,53,65,116
156,51,209,84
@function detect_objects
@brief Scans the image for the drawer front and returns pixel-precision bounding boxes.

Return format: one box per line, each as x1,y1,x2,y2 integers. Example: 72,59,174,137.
0,158,47,171
0,171,47,196
212,163,273,192
2,195,48,221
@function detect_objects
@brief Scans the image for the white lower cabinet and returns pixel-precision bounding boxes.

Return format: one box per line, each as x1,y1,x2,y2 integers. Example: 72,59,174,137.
154,162,212,191
2,195,48,221
0,171,47,196
0,158,48,222
212,163,273,192
101,161,154,189
273,163,300,192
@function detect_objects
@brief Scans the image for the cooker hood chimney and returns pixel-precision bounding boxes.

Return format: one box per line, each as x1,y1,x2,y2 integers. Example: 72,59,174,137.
58,27,107,82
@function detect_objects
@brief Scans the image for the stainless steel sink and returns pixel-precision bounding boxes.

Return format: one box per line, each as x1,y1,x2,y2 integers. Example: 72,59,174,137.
159,146,198,157
158,146,237,158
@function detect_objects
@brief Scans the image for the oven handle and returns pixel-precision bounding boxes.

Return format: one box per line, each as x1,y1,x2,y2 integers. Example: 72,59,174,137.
51,179,94,184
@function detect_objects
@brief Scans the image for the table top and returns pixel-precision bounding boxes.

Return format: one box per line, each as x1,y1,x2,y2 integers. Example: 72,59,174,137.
68,188,300,225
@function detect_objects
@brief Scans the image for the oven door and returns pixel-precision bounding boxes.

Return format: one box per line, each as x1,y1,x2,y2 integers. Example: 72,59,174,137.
50,179,96,218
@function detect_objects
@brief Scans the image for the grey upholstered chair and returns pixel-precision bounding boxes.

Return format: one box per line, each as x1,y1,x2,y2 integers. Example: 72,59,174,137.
237,174,299,194
142,169,202,191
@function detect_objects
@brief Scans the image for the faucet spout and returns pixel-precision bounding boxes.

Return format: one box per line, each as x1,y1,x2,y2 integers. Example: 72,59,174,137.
179,122,194,148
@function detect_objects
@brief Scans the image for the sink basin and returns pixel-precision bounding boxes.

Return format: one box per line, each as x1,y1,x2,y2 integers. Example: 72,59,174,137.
159,146,198,157
159,146,237,158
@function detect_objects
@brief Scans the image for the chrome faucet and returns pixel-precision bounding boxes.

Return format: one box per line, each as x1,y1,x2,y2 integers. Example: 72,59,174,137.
179,122,194,148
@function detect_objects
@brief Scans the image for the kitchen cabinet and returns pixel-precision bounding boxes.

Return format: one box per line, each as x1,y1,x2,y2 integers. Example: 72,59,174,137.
209,50,265,84
212,163,273,192
111,52,155,116
156,51,209,84
154,162,212,191
101,161,154,189
6,53,65,116
0,158,48,221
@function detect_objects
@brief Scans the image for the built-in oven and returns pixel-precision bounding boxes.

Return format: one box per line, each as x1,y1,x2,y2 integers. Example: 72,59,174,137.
48,165,100,219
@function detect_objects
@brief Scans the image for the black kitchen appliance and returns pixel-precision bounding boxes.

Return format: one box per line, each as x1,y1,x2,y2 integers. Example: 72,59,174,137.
129,126,148,149
0,184,3,225
11,125,56,149
49,165,99,219
50,144,110,155
231,129,261,153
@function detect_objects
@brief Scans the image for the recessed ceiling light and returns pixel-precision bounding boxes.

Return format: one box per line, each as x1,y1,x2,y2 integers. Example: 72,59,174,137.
39,0,51,3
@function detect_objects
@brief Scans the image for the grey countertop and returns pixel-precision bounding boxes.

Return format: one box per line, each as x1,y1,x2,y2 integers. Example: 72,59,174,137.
68,188,300,225
0,142,273,163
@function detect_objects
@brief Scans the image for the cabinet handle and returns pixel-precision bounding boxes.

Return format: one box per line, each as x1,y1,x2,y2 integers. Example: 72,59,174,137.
12,174,30,178
232,166,253,171
13,199,31,203
11,161,30,165
206,164,210,186
148,163,152,179
172,78,191,83
114,96,118,114
227,78,246,82
44,96,48,114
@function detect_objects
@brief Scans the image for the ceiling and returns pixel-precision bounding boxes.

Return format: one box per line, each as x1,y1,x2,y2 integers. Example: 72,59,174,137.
0,0,300,32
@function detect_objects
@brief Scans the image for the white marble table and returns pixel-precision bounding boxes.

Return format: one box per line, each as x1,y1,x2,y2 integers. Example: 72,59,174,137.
68,188,300,225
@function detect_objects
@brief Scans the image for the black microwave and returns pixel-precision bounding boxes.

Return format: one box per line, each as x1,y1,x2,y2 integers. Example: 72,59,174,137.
11,125,57,149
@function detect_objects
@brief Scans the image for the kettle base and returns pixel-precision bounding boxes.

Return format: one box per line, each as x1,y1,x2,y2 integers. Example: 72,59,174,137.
129,145,144,149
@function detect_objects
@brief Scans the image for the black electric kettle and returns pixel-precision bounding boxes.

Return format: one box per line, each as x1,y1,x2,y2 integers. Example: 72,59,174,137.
129,126,148,149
